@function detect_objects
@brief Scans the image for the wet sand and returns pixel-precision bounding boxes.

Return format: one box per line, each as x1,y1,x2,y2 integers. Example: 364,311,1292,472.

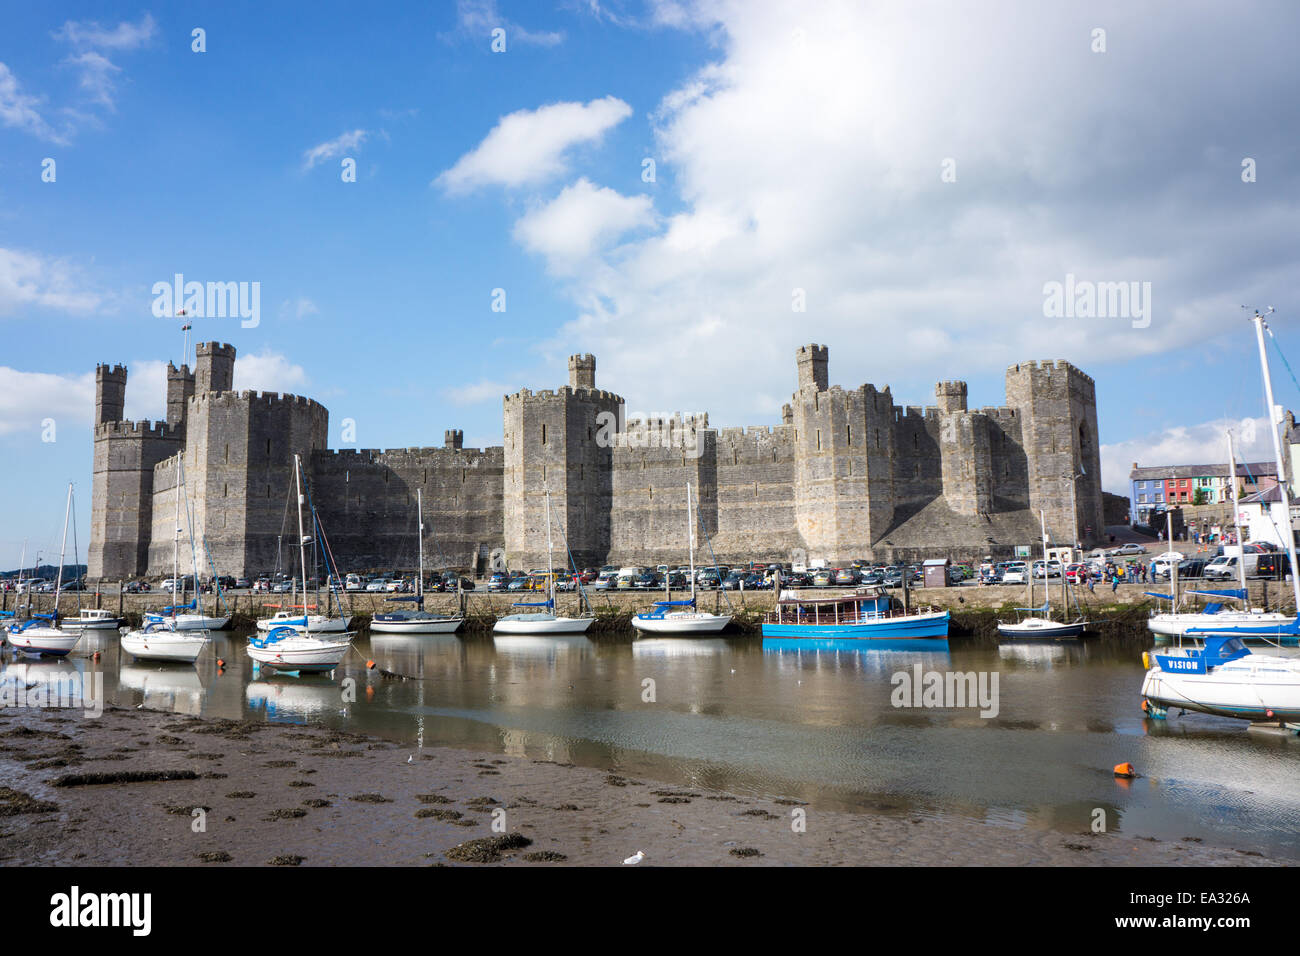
0,704,1280,867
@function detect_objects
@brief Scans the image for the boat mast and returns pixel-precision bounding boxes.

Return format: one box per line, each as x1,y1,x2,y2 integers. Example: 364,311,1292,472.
53,482,72,623
416,488,424,607
1039,509,1050,619
687,482,696,602
294,454,309,620
174,457,182,617
1227,430,1248,598
545,489,555,608
1252,308,1300,612
1167,509,1177,610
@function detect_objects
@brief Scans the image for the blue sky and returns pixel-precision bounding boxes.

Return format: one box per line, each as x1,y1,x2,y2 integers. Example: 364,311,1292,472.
2,0,1299,570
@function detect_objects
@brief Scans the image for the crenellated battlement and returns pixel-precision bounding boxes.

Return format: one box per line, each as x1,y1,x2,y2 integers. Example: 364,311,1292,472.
94,419,183,441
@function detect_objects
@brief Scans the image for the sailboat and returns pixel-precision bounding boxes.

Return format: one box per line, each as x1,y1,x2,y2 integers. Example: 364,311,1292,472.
1147,432,1293,641
997,510,1087,638
633,483,732,634
254,462,352,634
493,491,594,634
143,456,230,631
246,454,354,673
1142,308,1300,727
123,456,211,664
4,483,84,658
371,489,463,633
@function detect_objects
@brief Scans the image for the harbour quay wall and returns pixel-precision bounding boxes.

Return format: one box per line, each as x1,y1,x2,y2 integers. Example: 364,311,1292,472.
10,581,1286,632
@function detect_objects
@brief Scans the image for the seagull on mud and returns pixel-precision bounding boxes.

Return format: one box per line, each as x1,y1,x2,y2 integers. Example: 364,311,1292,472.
623,850,646,865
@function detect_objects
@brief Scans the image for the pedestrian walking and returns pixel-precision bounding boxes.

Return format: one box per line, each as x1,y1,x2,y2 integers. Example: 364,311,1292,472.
1111,572,1119,594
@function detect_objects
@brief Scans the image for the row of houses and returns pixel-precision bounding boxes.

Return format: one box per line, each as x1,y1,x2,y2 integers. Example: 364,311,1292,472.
1129,412,1300,548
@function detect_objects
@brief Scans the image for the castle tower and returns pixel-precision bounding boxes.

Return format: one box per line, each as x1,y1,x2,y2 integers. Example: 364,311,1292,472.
95,364,127,425
504,358,623,569
1005,360,1104,547
445,429,463,450
935,381,968,414
796,343,828,392
790,345,887,562
195,342,236,394
166,362,195,427
568,353,596,390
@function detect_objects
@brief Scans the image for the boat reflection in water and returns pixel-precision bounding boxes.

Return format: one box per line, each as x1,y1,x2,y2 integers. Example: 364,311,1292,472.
246,677,343,723
997,639,1087,668
117,664,204,715
763,637,950,655
490,634,595,662
632,637,733,658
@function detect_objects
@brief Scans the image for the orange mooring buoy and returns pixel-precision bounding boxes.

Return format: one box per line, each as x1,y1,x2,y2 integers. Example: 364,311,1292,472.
1140,699,1149,713
367,660,376,670
1113,762,1137,778
216,658,225,668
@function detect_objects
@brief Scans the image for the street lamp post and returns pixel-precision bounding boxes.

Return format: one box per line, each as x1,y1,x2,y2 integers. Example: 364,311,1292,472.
1063,468,1086,553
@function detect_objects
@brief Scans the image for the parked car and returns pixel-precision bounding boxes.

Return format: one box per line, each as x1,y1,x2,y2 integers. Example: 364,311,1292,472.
1001,563,1028,585
487,571,511,592
697,569,722,590
833,568,857,586
1111,543,1146,556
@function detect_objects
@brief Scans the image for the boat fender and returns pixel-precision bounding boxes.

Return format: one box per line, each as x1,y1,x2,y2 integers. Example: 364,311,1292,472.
1113,762,1138,779
367,659,376,669
216,658,225,669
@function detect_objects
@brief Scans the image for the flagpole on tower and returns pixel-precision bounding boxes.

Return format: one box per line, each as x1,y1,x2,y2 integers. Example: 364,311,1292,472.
178,309,191,365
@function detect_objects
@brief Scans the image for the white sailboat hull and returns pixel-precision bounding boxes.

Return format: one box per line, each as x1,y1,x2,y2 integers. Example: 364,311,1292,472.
369,615,463,634
255,614,352,633
493,614,595,635
121,629,210,664
1148,610,1295,638
148,613,230,631
4,626,82,658
246,635,353,672
632,611,732,634
997,617,1087,639
1142,655,1300,721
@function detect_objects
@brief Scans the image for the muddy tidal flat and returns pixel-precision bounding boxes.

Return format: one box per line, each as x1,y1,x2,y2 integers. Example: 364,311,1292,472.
0,705,1279,867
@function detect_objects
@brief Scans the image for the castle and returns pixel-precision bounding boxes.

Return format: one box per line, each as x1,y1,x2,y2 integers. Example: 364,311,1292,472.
87,342,1103,579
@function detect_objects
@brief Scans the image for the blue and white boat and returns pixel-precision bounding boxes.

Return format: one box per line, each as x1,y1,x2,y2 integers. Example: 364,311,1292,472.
1141,635,1300,723
1139,308,1300,729
761,588,949,640
632,483,732,635
5,483,83,659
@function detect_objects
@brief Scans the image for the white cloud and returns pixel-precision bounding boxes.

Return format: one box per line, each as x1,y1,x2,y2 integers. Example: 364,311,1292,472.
1100,416,1275,494
0,368,94,436
233,350,310,395
480,0,1300,431
53,14,157,51
437,96,632,192
65,51,120,110
0,248,105,316
302,129,368,170
513,178,654,271
441,379,519,406
453,0,564,47
53,13,155,114
0,63,65,143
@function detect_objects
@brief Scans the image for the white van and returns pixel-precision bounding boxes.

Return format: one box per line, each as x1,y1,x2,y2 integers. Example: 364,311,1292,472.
615,566,644,589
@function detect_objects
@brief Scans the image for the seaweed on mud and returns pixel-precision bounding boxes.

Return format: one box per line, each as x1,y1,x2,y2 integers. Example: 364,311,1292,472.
444,833,533,863
465,796,499,806
202,772,228,780
773,799,807,806
739,809,778,819
0,787,58,817
264,808,308,820
263,760,296,768
50,769,199,787
416,793,452,805
349,793,393,804
522,851,567,862
657,797,691,804
415,808,462,821
729,847,763,858
553,804,580,811
287,780,315,788
156,735,186,746
477,770,500,775
161,804,211,815
196,850,232,863
651,790,701,798
268,855,304,866
706,795,739,802
301,799,332,808
225,791,257,799
452,819,477,827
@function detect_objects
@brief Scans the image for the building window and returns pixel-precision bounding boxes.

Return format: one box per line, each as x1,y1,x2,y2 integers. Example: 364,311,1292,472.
816,429,821,451
266,438,272,457
541,424,547,445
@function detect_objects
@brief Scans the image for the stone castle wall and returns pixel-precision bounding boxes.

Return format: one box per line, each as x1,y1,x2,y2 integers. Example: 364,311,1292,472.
88,341,1104,579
